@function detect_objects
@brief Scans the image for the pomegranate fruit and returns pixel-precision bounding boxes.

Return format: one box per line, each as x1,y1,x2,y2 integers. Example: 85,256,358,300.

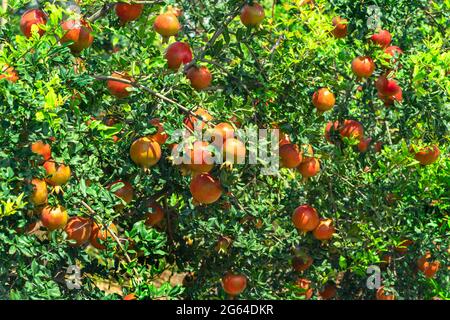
222,138,246,164
183,108,213,131
60,19,94,53
312,218,335,241
378,89,403,106
185,141,215,173
292,255,313,272
240,3,265,27
295,278,313,299
414,145,440,165
319,283,337,300
324,121,340,143
394,239,413,254
144,201,165,227
108,180,134,209
165,42,193,70
149,118,169,145
376,286,395,300
279,143,302,168
351,56,375,78
186,66,212,90
153,12,180,38
340,119,364,141
90,222,118,250
371,29,392,48
331,17,348,38
130,137,162,169
30,178,48,206
384,46,403,62
376,75,401,97
357,137,372,153
107,72,133,98
20,9,48,38
211,122,235,144
190,173,222,204
65,216,92,247
222,273,247,296
115,3,144,23
40,205,68,231
0,65,19,82
312,88,335,112
297,157,320,178
31,140,51,161
292,205,320,232
43,160,71,186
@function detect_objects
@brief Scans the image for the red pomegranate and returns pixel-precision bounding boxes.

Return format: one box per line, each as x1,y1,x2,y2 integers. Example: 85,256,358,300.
279,143,302,168
340,120,364,142
20,9,48,38
376,75,401,97
297,157,320,178
40,205,68,231
222,138,246,164
43,160,71,186
130,137,162,169
357,137,372,153
165,42,193,70
295,278,313,299
222,273,247,296
331,17,348,38
190,173,222,204
30,179,48,206
115,3,144,23
292,205,320,232
371,29,392,48
186,66,212,90
65,216,92,247
312,218,335,241
240,3,265,27
319,283,337,300
312,88,335,112
31,140,51,161
211,122,235,145
378,89,403,106
149,118,169,145
183,108,213,131
384,46,403,62
376,286,395,300
144,201,165,227
108,180,134,210
351,56,375,78
60,19,94,53
107,72,133,98
153,12,180,38
185,141,215,173
414,145,440,165
292,255,313,272
90,222,118,250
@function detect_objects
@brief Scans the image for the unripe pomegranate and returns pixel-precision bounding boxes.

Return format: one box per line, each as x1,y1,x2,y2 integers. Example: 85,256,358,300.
211,122,235,144
153,12,180,38
313,218,335,241
297,157,320,178
43,160,71,186
130,137,162,169
0,65,19,82
165,42,193,70
340,120,364,141
331,17,348,38
376,75,401,97
144,201,164,227
279,143,302,168
107,72,133,98
384,46,403,62
31,140,51,161
186,66,212,90
414,145,440,165
357,137,372,153
149,118,169,145
295,278,313,299
115,3,144,23
222,273,247,296
183,108,213,131
292,205,319,232
351,56,375,78
240,3,265,27
60,19,94,53
292,255,313,272
30,179,48,206
312,88,335,112
185,141,215,173
65,216,92,247
40,205,68,231
190,173,222,204
108,180,134,210
90,222,118,250
371,29,392,48
20,9,48,38
319,283,337,300
376,286,395,300
222,138,246,164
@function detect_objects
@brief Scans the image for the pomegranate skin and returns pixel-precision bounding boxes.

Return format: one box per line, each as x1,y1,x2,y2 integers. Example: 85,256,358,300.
115,3,144,23
240,3,265,27
165,42,193,70
20,9,48,38
60,19,94,53
186,66,212,90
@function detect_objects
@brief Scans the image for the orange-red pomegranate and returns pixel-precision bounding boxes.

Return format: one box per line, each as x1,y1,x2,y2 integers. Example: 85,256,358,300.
0,65,19,82
40,205,68,231
240,3,265,27
378,89,403,106
312,218,335,241
185,141,215,173
319,283,337,300
65,216,92,247
90,222,118,250
222,138,246,164
357,137,372,153
351,56,375,78
149,118,169,145
295,278,313,299
183,108,213,131
376,286,395,300
190,173,222,204
212,122,235,144
43,160,71,186
186,66,212,90
31,140,51,161
60,19,94,53
130,137,162,169
144,201,165,227
222,273,247,296
376,75,401,97
108,180,134,209
339,120,364,141
165,42,193,70
115,3,144,23
384,46,403,62
153,13,180,37
279,143,302,168
331,17,348,38
107,72,133,98
20,9,48,38
297,157,320,178
312,88,335,112
292,205,320,232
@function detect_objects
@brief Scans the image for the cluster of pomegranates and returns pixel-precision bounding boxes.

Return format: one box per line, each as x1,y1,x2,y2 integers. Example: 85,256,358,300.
292,205,335,241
